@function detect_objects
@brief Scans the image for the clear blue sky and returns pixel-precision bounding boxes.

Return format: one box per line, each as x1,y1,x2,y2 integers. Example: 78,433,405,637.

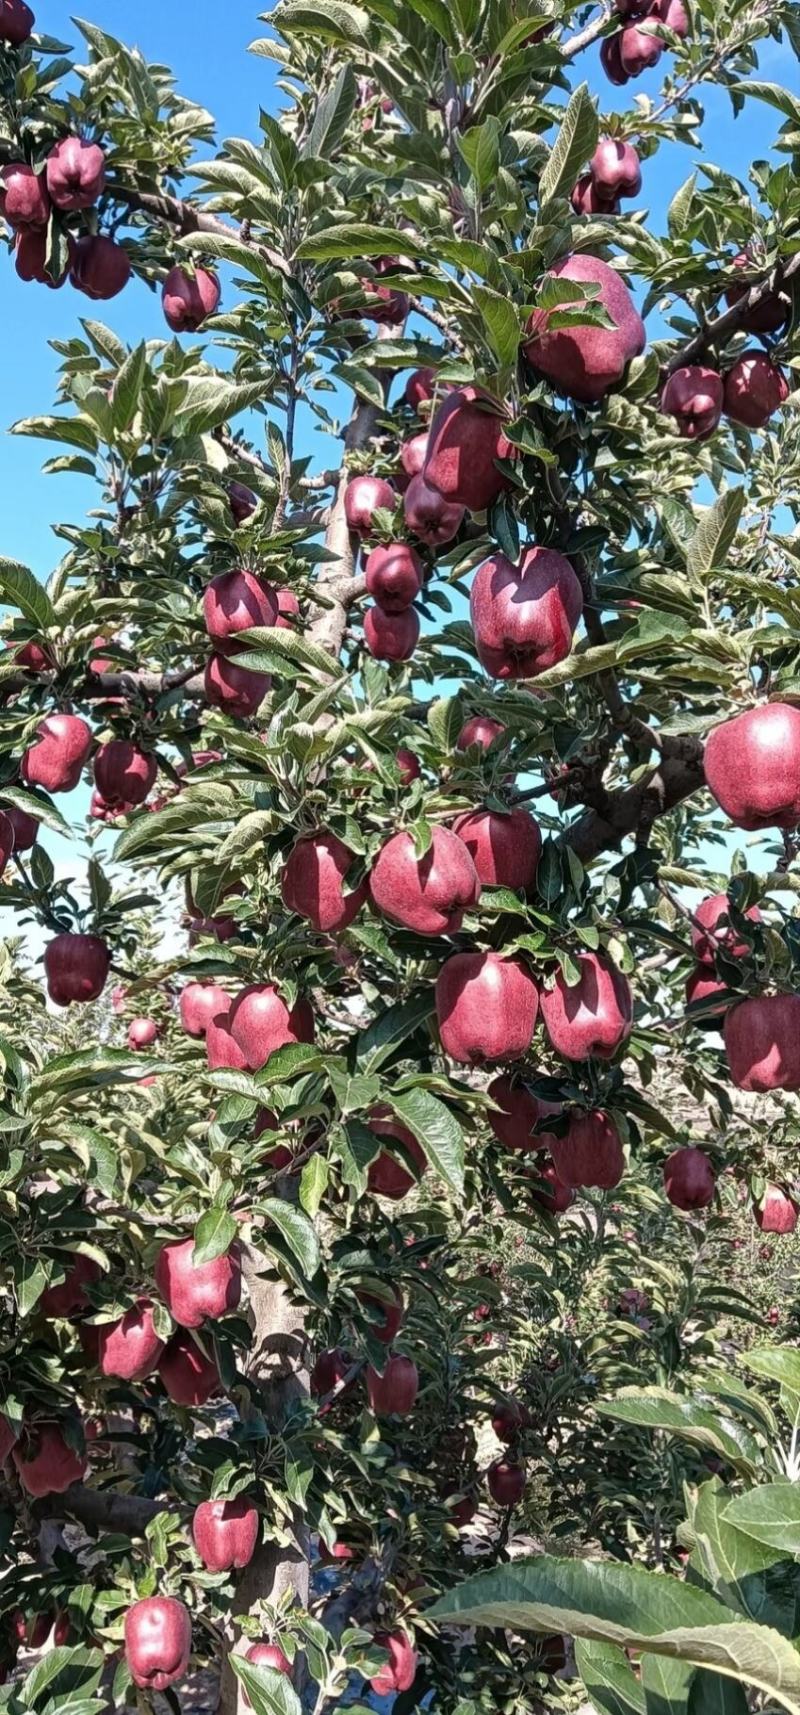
0,1,785,584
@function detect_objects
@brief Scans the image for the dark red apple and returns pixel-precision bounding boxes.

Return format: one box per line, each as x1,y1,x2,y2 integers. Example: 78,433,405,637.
0,0,35,43
203,569,278,654
492,1400,526,1442
192,1496,259,1571
590,138,641,199
344,475,397,536
725,252,786,334
228,983,314,1071
724,995,800,1092
399,432,429,486
550,1110,624,1189
157,1332,220,1405
363,604,419,661
230,482,257,525
528,1156,575,1213
14,227,71,286
94,739,156,807
723,353,789,429
367,1109,427,1199
40,1255,101,1317
206,1007,249,1071
685,965,728,1022
124,1597,191,1693
436,950,538,1064
405,368,436,410
275,588,300,628
356,1287,404,1345
423,385,514,513
618,17,664,73
366,1354,419,1415
21,712,92,792
487,1074,560,1152
470,546,583,680
524,254,645,403
661,366,724,440
6,804,37,850
571,175,620,216
541,952,633,1062
97,1299,164,1380
162,265,220,332
705,704,800,830
653,0,688,35
663,1146,715,1210
13,1611,52,1648
487,1458,525,1505
180,982,230,1039
456,714,506,751
403,473,465,547
0,162,49,226
691,893,762,962
44,934,110,1005
310,1347,353,1396
396,747,421,782
370,1631,418,1695
361,256,409,325
155,1236,241,1328
13,1421,86,1496
600,33,630,84
70,235,131,300
365,543,423,612
204,653,270,717
754,1185,798,1234
46,137,105,210
281,831,367,932
369,824,481,935
452,806,541,892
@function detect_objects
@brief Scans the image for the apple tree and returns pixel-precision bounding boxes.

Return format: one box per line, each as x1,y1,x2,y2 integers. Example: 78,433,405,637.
0,0,799,1711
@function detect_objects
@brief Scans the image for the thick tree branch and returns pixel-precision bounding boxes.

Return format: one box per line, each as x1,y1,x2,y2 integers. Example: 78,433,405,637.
41,1482,179,1535
561,742,705,863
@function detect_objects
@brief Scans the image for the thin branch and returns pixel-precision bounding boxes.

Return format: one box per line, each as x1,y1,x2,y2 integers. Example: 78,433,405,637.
665,252,800,375
107,181,292,279
561,7,611,58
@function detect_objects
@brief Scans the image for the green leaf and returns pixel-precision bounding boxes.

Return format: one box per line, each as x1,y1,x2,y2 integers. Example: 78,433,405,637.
299,1154,329,1219
0,557,56,632
722,1486,800,1557
10,414,98,452
687,490,744,580
667,172,697,238
16,1255,50,1316
295,224,428,262
427,696,462,750
387,1087,464,1195
0,785,70,839
21,1646,104,1708
193,1207,238,1266
176,377,272,436
356,989,435,1073
689,1669,750,1715
539,83,598,205
111,342,147,433
235,624,345,679
457,117,501,192
303,62,357,158
471,284,520,369
230,1656,302,1715
260,1199,320,1278
597,1388,761,1475
177,230,283,290
576,1639,647,1715
273,0,372,45
427,1557,800,1715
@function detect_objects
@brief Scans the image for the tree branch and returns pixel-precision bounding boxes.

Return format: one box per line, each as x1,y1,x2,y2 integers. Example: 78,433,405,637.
665,252,800,375
107,182,292,279
41,1482,179,1536
561,742,705,863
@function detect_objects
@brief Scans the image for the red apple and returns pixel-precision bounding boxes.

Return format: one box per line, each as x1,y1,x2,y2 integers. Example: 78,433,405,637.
600,33,630,83
97,1299,165,1380
754,1185,798,1235
206,1007,249,1071
356,1287,404,1345
204,653,270,717
361,256,409,325
13,1421,86,1496
162,265,220,332
46,137,105,210
653,0,689,34
618,17,664,73
451,806,541,892
540,951,633,1062
685,965,728,1022
243,1642,292,1705
367,1109,427,1199
39,1255,101,1317
70,235,131,299
21,712,92,792
13,1611,52,1648
44,934,110,1005
423,385,514,513
456,714,506,751
487,1074,560,1152
94,740,156,807
6,804,37,850
470,546,583,680
310,1347,353,1396
0,0,35,43
524,254,645,403
724,995,800,1092
0,162,49,227
723,352,789,429
399,432,429,485
528,1156,575,1213
725,252,786,334
230,482,257,525
157,1332,220,1405
661,366,724,440
590,138,641,199
203,569,278,654
180,982,230,1038
281,832,367,932
370,1631,418,1695
571,175,620,216
550,1110,624,1189
369,825,481,935
364,543,424,612
366,1354,419,1415
403,473,464,546
344,475,397,536
192,1496,259,1571
14,226,71,286
124,1597,191,1693
705,704,800,830
228,983,314,1070
363,604,419,661
691,893,762,963
155,1236,241,1328
487,1458,525,1505
436,951,538,1064
275,588,300,628
396,747,421,783
405,368,436,410
663,1146,715,1210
